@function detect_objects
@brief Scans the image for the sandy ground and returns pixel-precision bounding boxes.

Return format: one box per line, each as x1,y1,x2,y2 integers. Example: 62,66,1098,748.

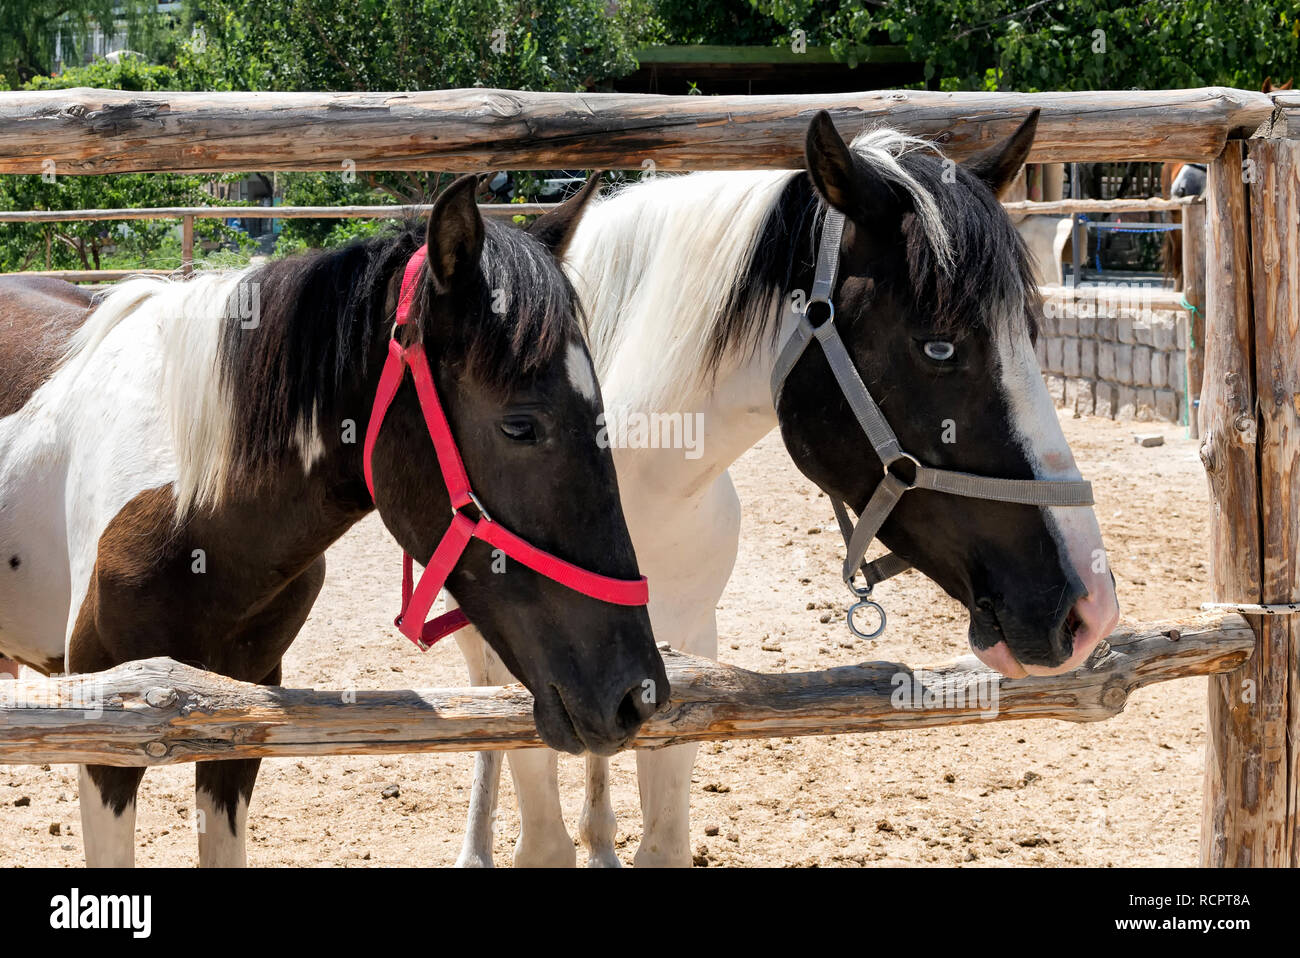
1,411,1212,867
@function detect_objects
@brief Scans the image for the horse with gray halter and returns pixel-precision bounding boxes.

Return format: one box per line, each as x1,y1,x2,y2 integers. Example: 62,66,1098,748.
0,174,666,866
452,110,1120,867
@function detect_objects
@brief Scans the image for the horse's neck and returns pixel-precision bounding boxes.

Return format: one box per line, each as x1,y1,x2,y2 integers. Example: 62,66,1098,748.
213,334,386,563
603,306,794,505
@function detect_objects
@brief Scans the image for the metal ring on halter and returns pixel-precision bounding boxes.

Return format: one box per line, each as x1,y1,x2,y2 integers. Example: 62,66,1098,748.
452,490,494,524
847,597,886,640
466,490,493,523
803,297,835,327
847,571,875,599
883,452,922,489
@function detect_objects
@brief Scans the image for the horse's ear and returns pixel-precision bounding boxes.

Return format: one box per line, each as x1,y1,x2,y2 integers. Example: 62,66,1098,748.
528,171,604,258
805,110,906,217
962,109,1040,199
425,173,484,293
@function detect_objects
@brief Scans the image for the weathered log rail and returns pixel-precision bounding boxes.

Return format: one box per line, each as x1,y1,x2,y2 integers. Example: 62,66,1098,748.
0,614,1251,767
1002,196,1203,215
0,203,549,222
0,86,1273,174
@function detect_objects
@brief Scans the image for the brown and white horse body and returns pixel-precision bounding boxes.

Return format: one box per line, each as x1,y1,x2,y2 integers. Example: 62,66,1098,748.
0,178,666,866
0,271,367,865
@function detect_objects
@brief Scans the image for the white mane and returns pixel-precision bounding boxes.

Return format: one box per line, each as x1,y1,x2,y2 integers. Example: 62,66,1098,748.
563,127,952,412
57,269,262,518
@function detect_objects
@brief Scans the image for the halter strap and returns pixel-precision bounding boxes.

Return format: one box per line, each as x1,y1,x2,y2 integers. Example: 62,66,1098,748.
363,245,649,651
771,208,1095,634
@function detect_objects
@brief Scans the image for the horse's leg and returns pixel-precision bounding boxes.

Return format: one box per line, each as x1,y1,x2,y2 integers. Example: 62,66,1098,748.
454,749,502,868
195,662,283,867
196,755,259,868
578,755,619,867
453,621,505,868
195,559,325,868
632,475,737,868
631,622,716,868
78,766,145,867
194,667,286,866
506,748,575,867
454,616,574,867
70,634,145,867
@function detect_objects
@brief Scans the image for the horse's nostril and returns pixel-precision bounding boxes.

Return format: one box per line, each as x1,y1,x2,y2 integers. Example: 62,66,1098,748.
1065,606,1083,638
616,685,654,735
976,597,996,614
1053,606,1085,661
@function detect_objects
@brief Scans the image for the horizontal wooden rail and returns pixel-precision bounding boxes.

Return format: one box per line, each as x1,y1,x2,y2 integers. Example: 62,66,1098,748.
2,196,1201,226
1003,197,1203,215
0,203,550,223
7,268,175,282
1040,285,1186,307
0,87,1272,174
0,272,1191,300
0,613,1252,766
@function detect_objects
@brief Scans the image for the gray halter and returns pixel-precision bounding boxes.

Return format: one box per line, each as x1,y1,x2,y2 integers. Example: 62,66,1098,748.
770,208,1096,640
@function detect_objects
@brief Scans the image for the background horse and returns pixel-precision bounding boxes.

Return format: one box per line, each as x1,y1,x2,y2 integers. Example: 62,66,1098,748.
452,113,1120,866
1161,78,1289,286
0,174,666,866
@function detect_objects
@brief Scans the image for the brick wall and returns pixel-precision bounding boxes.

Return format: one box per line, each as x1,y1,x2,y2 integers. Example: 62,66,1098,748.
1035,288,1189,424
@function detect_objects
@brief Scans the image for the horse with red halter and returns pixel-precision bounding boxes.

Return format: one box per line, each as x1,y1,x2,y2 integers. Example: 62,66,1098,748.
452,111,1121,867
0,174,666,866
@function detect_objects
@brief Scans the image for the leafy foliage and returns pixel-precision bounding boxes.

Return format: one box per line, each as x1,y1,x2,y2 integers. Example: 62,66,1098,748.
1,1,654,269
169,0,657,247
0,59,247,272
752,1,1300,91
174,0,654,93
0,0,172,88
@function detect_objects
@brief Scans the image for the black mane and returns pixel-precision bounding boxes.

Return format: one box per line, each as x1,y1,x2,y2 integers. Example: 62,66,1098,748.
216,220,578,485
708,152,1040,375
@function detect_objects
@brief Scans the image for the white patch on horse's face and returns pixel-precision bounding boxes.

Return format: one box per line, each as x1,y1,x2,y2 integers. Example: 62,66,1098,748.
987,318,1120,676
566,342,598,403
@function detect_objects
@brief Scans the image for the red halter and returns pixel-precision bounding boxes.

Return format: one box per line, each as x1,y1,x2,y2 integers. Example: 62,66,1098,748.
363,246,650,650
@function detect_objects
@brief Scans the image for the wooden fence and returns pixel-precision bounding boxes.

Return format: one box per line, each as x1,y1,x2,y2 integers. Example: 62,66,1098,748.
0,85,1295,866
0,196,1200,276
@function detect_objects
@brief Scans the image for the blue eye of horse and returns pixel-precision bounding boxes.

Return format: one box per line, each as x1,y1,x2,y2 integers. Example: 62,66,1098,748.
924,341,955,361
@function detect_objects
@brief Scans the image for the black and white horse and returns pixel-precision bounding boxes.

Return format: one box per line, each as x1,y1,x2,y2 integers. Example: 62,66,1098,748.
0,174,666,865
452,112,1121,866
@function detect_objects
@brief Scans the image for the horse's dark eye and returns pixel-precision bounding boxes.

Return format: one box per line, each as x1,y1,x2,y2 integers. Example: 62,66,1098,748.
499,418,538,442
923,341,955,362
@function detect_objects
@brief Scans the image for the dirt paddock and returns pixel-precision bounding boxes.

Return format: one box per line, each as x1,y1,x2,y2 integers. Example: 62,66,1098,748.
1,410,1211,867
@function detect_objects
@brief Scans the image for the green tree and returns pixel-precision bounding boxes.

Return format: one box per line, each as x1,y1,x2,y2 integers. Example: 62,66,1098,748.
0,1,174,88
753,1,1300,91
175,0,654,92
0,59,246,272
170,0,657,246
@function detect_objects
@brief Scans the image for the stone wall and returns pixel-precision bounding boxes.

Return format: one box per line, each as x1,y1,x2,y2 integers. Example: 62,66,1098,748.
1035,288,1189,423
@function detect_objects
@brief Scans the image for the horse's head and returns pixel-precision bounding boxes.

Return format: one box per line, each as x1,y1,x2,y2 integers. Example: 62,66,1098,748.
776,111,1118,677
368,175,666,754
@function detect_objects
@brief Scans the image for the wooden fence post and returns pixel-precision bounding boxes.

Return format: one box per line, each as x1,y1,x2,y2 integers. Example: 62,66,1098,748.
1201,137,1300,866
1182,202,1206,437
181,213,194,275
